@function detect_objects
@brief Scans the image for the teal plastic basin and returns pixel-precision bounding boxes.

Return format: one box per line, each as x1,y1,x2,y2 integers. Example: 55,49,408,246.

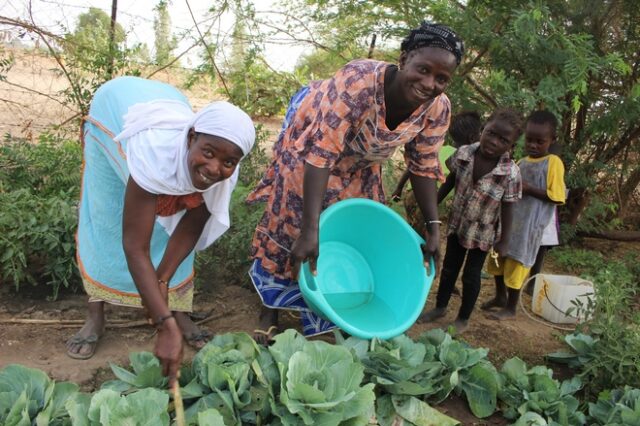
298,198,435,340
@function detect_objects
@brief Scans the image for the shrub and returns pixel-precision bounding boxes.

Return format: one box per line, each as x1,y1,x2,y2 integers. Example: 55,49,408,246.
547,248,640,397
0,134,82,298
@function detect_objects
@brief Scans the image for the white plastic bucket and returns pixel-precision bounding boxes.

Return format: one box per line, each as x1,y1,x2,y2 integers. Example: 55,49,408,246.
531,274,595,324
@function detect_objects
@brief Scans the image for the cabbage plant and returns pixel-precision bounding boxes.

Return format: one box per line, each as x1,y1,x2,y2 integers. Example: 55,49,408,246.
65,388,170,425
0,364,79,425
187,332,278,425
268,329,375,425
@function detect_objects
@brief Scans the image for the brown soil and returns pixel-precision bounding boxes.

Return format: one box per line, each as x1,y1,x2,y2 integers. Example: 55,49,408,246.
0,238,577,426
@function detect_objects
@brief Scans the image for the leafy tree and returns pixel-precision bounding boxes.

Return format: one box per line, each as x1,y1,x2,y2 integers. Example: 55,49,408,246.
58,7,140,116
187,0,301,116
64,7,125,58
153,0,178,65
270,0,640,232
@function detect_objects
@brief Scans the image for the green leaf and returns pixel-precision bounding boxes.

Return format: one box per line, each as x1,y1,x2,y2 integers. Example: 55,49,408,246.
87,388,169,425
35,381,79,425
4,390,31,426
197,408,226,425
514,411,548,425
65,392,91,426
269,329,308,366
109,352,168,390
392,395,460,426
460,363,499,418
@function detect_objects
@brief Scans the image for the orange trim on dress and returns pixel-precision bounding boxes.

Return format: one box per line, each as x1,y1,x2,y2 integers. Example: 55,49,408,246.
83,116,126,160
75,239,195,297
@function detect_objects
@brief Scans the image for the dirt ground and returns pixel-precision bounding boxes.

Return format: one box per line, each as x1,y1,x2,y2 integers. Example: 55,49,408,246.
0,240,576,426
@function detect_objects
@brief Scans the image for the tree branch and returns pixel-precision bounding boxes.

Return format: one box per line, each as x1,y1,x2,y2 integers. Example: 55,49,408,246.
184,0,231,99
464,75,497,108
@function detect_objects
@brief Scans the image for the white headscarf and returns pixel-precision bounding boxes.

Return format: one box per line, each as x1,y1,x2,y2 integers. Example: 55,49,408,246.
114,100,255,250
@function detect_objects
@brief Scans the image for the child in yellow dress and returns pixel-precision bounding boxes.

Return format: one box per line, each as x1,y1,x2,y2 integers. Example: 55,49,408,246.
482,110,566,320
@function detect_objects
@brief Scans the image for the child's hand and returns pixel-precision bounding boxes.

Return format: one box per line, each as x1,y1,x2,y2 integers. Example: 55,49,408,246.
390,187,402,203
493,240,508,257
521,181,536,194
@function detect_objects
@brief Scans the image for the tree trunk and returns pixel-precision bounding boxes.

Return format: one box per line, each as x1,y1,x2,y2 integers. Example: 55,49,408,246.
618,165,640,219
564,187,590,226
577,230,640,242
107,0,118,78
367,34,376,58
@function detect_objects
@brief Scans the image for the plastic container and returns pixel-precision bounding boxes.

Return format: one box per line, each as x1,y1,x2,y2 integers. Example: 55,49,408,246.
298,198,435,340
531,274,595,324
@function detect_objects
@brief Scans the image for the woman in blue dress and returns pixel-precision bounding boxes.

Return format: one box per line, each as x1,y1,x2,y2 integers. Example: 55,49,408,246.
66,77,255,384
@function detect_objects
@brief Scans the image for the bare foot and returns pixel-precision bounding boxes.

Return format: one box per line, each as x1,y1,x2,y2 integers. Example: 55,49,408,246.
449,318,469,335
488,309,516,321
174,312,211,349
253,307,279,345
66,302,105,359
421,307,447,322
480,298,507,311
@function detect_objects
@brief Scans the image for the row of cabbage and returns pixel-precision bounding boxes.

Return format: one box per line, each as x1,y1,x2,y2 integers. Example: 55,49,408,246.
1,329,638,425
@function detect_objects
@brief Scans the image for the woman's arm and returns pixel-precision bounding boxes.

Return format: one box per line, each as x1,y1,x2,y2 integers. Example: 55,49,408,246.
410,173,440,275
122,177,185,386
122,177,170,321
290,163,330,280
156,203,211,284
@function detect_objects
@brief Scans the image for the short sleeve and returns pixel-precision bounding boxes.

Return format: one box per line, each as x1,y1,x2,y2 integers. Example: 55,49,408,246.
302,61,378,169
546,155,566,204
445,149,457,174
403,95,451,182
502,162,522,203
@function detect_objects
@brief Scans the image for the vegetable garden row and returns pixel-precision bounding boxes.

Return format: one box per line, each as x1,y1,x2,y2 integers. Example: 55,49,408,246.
1,328,638,426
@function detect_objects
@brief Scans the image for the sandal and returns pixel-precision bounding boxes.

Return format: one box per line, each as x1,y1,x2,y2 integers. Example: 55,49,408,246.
184,329,212,349
66,333,100,360
253,325,279,345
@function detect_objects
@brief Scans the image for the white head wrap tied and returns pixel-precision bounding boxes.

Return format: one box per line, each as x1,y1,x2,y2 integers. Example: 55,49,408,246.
115,99,255,250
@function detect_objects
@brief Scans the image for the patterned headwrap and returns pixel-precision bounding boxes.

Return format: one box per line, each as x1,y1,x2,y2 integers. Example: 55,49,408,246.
401,21,464,65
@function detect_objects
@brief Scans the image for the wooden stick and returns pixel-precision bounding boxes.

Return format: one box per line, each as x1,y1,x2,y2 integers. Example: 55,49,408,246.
0,318,136,325
2,310,226,329
173,380,186,426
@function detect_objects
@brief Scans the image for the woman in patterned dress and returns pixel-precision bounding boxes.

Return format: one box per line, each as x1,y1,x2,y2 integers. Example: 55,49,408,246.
247,22,464,343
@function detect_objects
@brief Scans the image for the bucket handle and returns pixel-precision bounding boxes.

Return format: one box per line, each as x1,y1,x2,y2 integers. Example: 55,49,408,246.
530,274,594,320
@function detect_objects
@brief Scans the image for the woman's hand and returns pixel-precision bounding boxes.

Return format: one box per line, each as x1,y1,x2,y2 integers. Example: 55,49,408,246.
422,227,440,277
154,317,183,388
290,229,319,281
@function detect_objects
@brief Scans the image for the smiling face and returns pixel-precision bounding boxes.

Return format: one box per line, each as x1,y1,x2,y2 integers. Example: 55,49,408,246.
525,122,555,158
397,46,458,109
478,119,519,160
187,129,243,190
